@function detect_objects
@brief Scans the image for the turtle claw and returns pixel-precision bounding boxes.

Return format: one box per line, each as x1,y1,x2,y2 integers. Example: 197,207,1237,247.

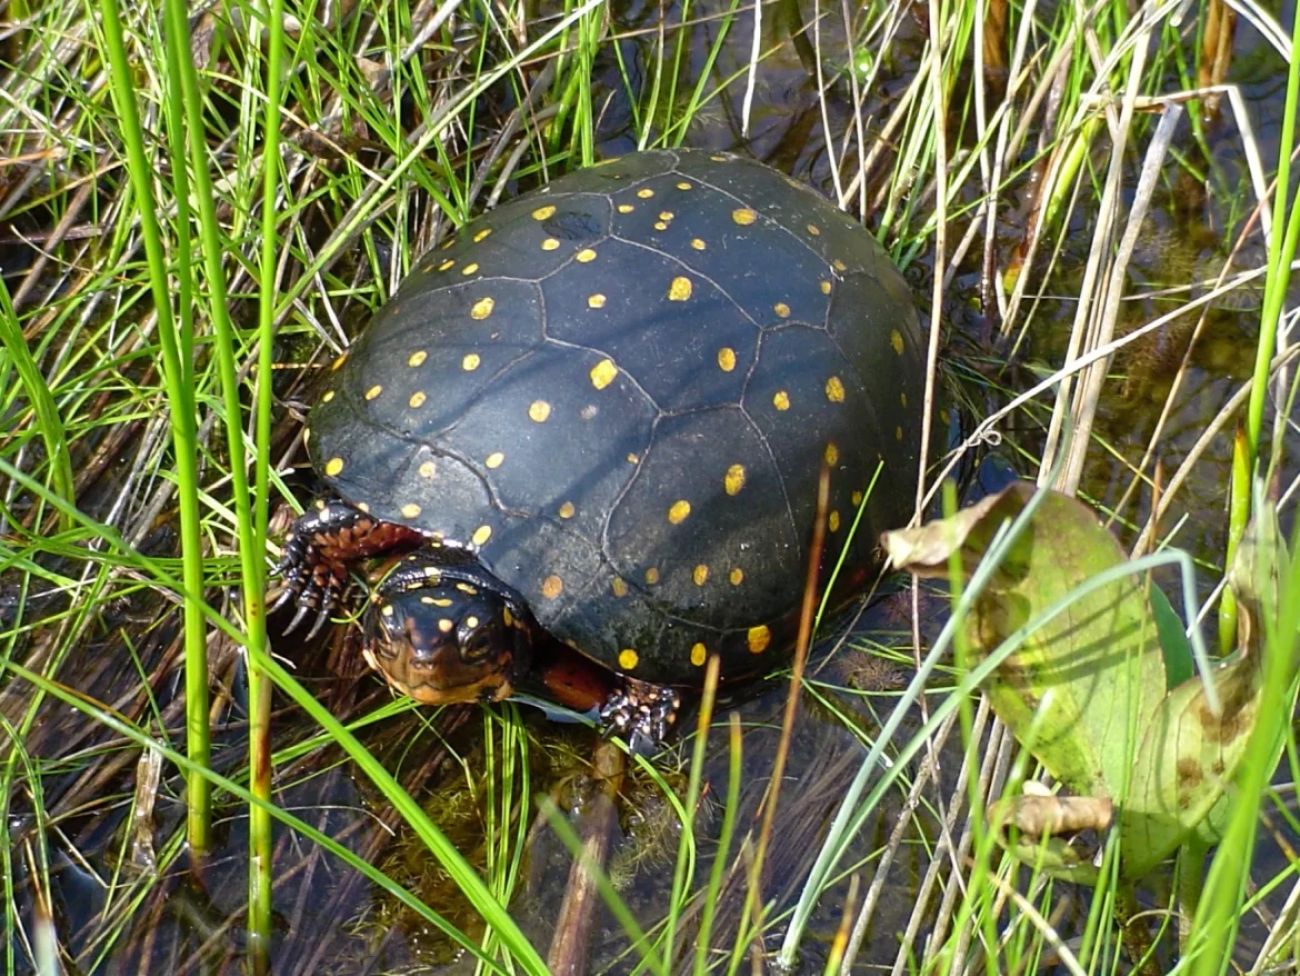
598,678,681,754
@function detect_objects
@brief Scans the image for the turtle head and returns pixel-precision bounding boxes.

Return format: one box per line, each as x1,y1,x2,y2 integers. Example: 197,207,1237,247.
364,572,532,704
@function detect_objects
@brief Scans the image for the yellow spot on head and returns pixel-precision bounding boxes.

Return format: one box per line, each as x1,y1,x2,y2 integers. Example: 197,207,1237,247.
401,503,422,519
471,524,492,546
325,457,344,477
321,390,335,403
724,464,745,495
611,577,629,597
890,329,905,355
644,567,660,585
636,188,655,199
437,259,454,272
773,390,791,411
588,293,607,309
541,238,560,251
824,442,839,466
542,575,564,599
576,248,597,263
455,582,477,594
828,511,841,532
356,502,370,513
691,238,706,251
462,353,481,371
589,358,618,390
692,564,709,586
365,384,383,400
485,451,505,469
465,615,479,630
668,499,691,524
825,376,845,402
532,205,556,220
558,501,576,519
409,391,427,408
732,208,757,226
419,461,437,478
408,350,428,367
820,280,832,295
690,642,707,666
528,400,551,423
502,607,514,626
381,603,395,617
747,625,772,653
773,302,790,318
461,262,479,276
471,297,495,320
807,223,821,236
618,648,639,669
729,567,744,586
617,203,635,213
668,276,693,301
717,347,736,372
438,618,454,633
473,227,492,242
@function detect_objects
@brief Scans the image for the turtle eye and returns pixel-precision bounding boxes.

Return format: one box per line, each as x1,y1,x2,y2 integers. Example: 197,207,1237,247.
456,603,507,662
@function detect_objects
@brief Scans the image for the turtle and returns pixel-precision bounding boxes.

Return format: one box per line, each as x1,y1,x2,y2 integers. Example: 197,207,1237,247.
272,148,925,748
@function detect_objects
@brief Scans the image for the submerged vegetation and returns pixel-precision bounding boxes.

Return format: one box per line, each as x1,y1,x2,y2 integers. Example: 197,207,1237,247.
0,0,1297,973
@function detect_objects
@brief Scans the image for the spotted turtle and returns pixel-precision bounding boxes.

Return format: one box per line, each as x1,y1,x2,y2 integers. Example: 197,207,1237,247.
274,148,925,747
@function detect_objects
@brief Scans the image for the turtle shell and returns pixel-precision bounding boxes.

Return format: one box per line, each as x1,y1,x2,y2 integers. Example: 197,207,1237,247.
306,149,925,688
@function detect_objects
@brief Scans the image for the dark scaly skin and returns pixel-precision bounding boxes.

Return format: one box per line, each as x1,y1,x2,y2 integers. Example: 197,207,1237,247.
273,500,681,748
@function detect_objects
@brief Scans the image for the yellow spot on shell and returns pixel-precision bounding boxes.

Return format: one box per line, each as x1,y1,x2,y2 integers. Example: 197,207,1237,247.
437,259,454,272
896,426,904,441
618,648,639,669
654,221,668,231
820,280,832,295
419,461,437,478
676,181,692,190
409,391,427,408
471,524,492,546
365,384,383,400
691,238,706,250
636,188,654,199
826,376,845,402
890,329,905,355
833,258,847,271
576,248,597,263
645,567,660,585
532,205,556,220
773,302,790,318
824,442,839,466
356,502,370,513
617,203,635,213
588,293,607,309
541,238,560,251
485,451,505,469
611,577,629,597
773,390,791,411
692,564,709,586
851,490,863,506
690,642,707,666
807,223,821,236
590,359,618,390
729,567,744,586
325,457,344,476
732,208,757,226
828,511,841,532
668,276,692,301
407,350,427,367
717,347,736,372
541,575,564,599
558,501,576,519
473,227,492,242
462,353,481,371
401,503,422,518
724,464,745,495
528,400,551,423
461,262,479,276
747,625,772,653
900,392,909,407
321,390,335,403
668,499,691,524
471,297,495,320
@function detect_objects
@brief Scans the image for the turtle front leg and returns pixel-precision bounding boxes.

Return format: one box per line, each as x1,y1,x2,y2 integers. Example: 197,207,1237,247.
272,498,424,638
